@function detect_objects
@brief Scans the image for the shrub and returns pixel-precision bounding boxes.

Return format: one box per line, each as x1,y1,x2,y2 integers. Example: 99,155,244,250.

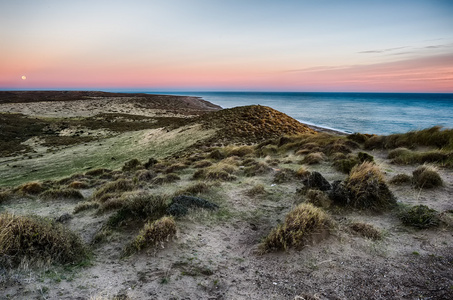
357,152,374,163
412,165,442,188
302,152,325,165
167,195,219,217
273,168,297,183
151,173,181,185
347,133,369,144
192,162,237,181
144,157,158,169
68,181,89,189
344,162,396,210
0,190,13,203
164,163,187,174
125,216,176,254
244,161,272,177
225,145,255,157
245,184,267,197
208,149,225,160
85,168,111,176
122,158,142,172
388,147,412,159
296,166,310,179
18,181,43,195
41,188,84,200
333,157,359,174
389,174,412,185
261,203,331,252
107,194,169,227
364,135,384,149
92,179,134,200
400,205,440,229
73,201,99,214
135,170,156,182
175,182,210,196
305,189,331,208
349,222,382,240
0,213,87,267
193,160,213,168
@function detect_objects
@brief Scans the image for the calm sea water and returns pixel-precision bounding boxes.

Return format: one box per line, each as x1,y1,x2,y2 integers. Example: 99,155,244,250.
147,92,453,135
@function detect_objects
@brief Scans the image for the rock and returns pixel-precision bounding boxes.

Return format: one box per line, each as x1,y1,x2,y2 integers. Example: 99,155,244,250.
55,213,72,223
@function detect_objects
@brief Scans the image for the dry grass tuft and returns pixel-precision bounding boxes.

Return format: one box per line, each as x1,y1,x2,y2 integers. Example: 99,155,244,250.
412,165,442,188
135,169,156,182
85,168,112,177
273,168,297,183
92,179,134,201
388,147,412,159
107,194,169,228
151,173,181,185
245,184,267,197
224,145,255,157
344,162,396,210
302,152,326,165
193,160,213,168
244,161,272,177
296,166,310,179
400,205,440,229
73,201,100,213
68,180,89,189
175,182,211,196
122,158,143,172
192,162,238,181
125,216,176,254
261,203,331,252
18,181,43,195
305,189,331,208
0,213,87,267
0,190,13,203
349,222,383,240
389,174,412,185
41,188,84,200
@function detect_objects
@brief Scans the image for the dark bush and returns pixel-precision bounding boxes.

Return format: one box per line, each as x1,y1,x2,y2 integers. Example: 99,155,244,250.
302,172,331,191
400,205,440,229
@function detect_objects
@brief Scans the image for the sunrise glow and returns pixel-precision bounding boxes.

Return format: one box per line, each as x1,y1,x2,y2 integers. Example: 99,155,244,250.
1,1,452,92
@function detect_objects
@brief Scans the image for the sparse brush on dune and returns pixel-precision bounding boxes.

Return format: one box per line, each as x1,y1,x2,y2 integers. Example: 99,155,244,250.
412,165,442,188
192,161,238,181
349,222,383,240
399,205,440,229
261,203,332,252
302,152,326,164
41,188,84,200
92,179,134,201
0,213,88,267
343,162,396,210
124,216,176,255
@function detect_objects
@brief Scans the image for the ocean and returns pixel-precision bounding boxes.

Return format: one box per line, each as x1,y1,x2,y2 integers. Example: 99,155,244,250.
147,92,453,135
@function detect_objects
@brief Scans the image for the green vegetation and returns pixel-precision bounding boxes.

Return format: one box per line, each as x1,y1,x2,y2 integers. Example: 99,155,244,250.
389,174,412,185
0,213,87,267
399,205,440,229
412,165,443,188
124,216,177,255
349,222,383,240
41,188,84,200
261,203,331,252
344,162,396,210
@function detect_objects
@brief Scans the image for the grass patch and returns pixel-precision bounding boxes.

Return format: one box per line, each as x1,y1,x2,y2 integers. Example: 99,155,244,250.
73,201,100,214
344,162,396,210
302,152,325,165
349,222,383,240
41,188,84,200
17,181,44,195
174,182,211,196
399,205,441,229
0,213,88,267
107,194,169,228
412,165,443,188
273,168,297,183
92,179,134,201
261,203,331,252
305,189,331,209
124,216,176,255
245,184,267,197
389,174,412,185
192,162,238,181
151,173,181,185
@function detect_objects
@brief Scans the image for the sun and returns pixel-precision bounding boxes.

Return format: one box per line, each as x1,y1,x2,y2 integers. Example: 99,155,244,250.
21,75,27,80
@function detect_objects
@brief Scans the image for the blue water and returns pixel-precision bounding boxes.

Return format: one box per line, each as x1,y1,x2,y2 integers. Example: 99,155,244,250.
146,92,453,135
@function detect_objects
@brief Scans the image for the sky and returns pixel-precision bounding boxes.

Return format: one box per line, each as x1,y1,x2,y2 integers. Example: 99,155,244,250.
1,0,453,92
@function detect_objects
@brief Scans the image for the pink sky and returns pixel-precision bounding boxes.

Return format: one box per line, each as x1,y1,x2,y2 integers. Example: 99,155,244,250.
1,1,453,92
